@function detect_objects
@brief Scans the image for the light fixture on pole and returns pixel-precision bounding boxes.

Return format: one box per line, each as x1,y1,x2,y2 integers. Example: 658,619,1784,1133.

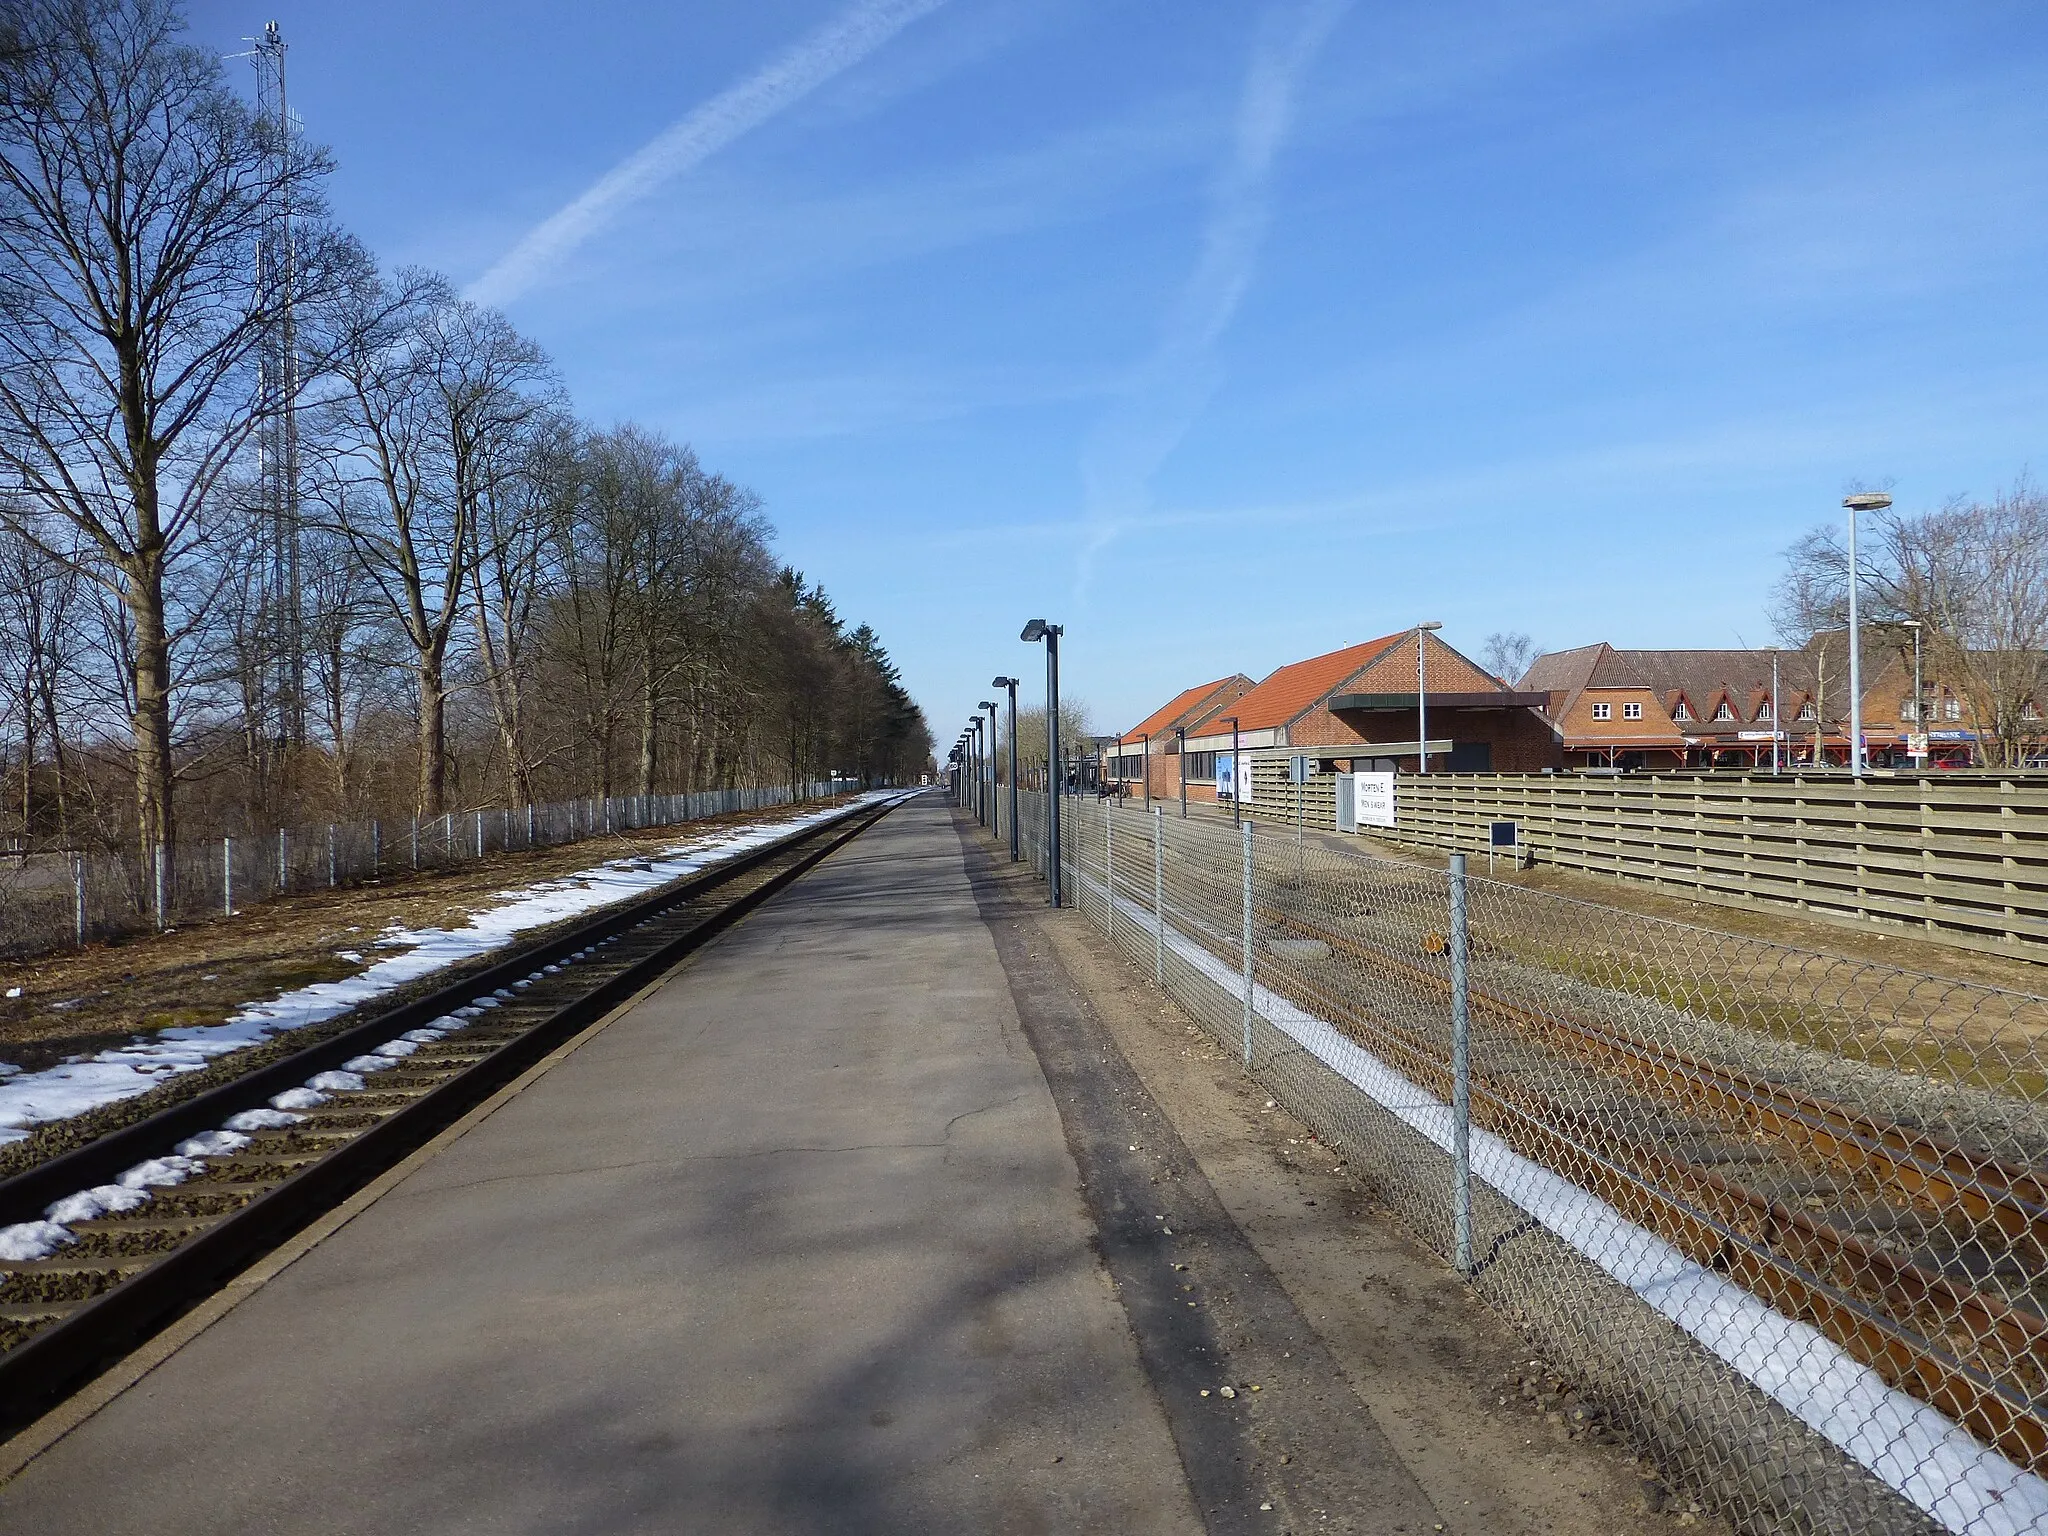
980,700,999,831
1021,619,1063,908
1902,620,1924,770
1416,622,1444,774
992,676,1020,860
1843,493,1891,778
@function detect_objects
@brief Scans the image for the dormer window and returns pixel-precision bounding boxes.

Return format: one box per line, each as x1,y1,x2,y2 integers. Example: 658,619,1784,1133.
1672,700,1692,721
1623,702,1643,720
1591,703,1611,720
1945,697,1962,721
1713,700,1735,721
2025,701,2042,722
1757,700,1773,722
1799,702,1817,721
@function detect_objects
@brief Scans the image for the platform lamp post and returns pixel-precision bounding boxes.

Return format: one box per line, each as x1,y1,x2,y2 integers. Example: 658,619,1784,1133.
1903,620,1925,770
1137,732,1151,810
971,716,988,825
1021,619,1064,908
1416,621,1444,774
993,676,1021,860
980,700,1000,835
1175,726,1188,818
1843,492,1891,779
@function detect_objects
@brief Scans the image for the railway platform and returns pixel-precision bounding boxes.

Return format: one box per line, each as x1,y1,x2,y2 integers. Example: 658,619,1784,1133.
0,796,1228,1532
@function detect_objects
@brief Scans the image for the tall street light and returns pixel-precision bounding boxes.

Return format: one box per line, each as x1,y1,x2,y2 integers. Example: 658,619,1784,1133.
966,720,983,831
1175,726,1188,819
968,718,984,825
1768,648,1781,774
992,676,1020,860
1021,619,1063,908
1416,622,1444,774
1137,732,1151,810
1903,620,1924,770
980,700,1000,834
1843,493,1891,778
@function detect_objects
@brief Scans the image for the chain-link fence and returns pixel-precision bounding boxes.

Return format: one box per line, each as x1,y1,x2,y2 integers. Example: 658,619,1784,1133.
981,781,2048,1536
0,781,852,961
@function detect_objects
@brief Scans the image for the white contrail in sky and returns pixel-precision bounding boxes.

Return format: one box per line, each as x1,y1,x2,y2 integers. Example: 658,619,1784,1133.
469,0,946,307
1076,0,1353,594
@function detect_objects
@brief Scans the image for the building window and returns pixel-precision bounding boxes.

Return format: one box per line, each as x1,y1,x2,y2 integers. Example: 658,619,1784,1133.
1901,699,1919,721
1713,700,1735,721
1799,702,1817,721
1183,751,1218,780
1756,699,1772,721
1623,702,1643,720
1672,700,1691,721
2025,701,2042,721
1591,703,1611,720
1945,697,1962,721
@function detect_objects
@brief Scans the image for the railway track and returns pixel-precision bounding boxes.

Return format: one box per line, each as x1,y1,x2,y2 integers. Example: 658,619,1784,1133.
1089,836,2048,1472
1234,897,2048,1471
0,795,899,1438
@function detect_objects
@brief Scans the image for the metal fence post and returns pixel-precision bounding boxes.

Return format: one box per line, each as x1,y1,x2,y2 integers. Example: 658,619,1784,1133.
410,816,419,871
527,803,535,849
371,819,381,874
1241,821,1254,1067
224,837,233,915
1153,806,1164,984
327,824,337,887
1103,798,1114,937
277,827,288,893
154,843,167,930
73,853,85,947
1449,852,1473,1277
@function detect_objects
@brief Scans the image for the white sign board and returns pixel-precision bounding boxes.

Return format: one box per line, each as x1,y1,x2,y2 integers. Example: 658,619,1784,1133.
1353,771,1396,828
1216,752,1237,801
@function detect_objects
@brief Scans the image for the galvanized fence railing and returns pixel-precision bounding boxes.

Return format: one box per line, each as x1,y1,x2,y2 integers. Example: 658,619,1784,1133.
989,783,2048,1536
0,781,850,961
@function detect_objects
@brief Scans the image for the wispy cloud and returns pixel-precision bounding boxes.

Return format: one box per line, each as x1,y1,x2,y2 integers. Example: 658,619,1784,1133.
1074,0,1353,593
468,0,946,307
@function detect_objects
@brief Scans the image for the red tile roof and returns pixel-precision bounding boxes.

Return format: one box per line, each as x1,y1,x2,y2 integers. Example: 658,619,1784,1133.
1200,634,1407,734
1122,676,1252,740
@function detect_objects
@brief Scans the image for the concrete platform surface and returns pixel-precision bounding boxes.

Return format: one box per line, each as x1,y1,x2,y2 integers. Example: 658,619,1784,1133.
0,797,1200,1534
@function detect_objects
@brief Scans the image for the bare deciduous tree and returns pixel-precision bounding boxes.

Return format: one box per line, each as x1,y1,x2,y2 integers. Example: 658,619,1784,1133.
0,0,350,879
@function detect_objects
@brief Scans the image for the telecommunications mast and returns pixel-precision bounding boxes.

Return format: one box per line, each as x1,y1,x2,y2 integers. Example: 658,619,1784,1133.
244,20,305,755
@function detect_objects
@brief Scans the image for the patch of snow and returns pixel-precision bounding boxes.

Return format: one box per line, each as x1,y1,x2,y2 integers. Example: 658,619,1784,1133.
335,950,363,962
175,1129,250,1158
45,1183,150,1223
4,986,20,999
303,1071,362,1093
119,1155,202,1189
272,1086,330,1109
224,1108,302,1131
0,1220,72,1260
372,1040,419,1059
0,797,894,1143
398,1028,446,1044
340,1055,398,1074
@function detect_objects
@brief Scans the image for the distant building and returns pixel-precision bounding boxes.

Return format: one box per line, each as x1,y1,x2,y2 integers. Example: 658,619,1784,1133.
1113,674,1254,802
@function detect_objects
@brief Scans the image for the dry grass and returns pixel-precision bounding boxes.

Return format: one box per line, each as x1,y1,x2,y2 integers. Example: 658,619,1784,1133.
0,797,851,1073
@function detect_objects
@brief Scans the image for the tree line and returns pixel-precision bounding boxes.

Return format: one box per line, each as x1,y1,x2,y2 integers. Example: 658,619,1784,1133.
1772,478,2048,767
0,0,931,874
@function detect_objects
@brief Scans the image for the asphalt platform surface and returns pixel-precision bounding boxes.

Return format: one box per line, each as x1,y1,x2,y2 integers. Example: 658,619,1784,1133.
0,795,1442,1533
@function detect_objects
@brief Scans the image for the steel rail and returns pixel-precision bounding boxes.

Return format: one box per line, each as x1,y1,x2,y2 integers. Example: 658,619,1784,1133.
0,796,898,1438
1236,907,2048,1471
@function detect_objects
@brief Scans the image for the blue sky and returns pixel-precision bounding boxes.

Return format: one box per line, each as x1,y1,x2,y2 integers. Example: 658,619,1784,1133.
188,0,2048,739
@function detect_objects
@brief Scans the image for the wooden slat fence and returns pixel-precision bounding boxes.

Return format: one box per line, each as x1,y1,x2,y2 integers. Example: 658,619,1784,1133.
1246,767,2048,963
